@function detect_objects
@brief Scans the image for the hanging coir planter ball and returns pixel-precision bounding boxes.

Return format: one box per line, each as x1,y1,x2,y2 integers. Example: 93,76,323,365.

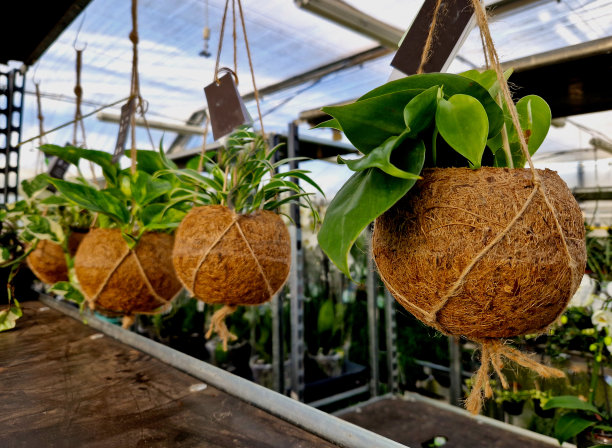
372,167,586,338
26,230,87,285
173,205,291,347
75,228,182,317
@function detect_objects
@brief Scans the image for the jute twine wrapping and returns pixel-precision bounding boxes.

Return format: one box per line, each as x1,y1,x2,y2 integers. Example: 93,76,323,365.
172,205,291,349
373,0,587,414
26,231,86,285
74,229,182,328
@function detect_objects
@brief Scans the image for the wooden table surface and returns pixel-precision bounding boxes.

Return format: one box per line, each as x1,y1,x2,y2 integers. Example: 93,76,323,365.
0,301,338,448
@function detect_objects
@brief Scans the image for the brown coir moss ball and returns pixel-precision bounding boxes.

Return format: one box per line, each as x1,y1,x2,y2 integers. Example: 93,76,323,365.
26,230,87,285
173,205,291,306
373,167,586,338
74,228,181,315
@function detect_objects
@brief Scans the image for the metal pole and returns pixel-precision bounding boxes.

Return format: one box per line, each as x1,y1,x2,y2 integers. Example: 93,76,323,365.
384,288,399,395
0,69,24,205
270,133,285,394
288,122,305,401
366,226,379,397
449,336,462,407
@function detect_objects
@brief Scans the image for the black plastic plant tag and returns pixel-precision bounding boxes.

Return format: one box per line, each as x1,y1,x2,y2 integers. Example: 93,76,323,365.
391,0,474,75
204,73,252,141
46,156,71,192
112,98,135,163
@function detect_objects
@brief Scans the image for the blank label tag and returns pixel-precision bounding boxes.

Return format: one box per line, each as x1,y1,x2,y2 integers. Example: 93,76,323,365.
391,0,474,75
204,73,252,140
113,98,135,163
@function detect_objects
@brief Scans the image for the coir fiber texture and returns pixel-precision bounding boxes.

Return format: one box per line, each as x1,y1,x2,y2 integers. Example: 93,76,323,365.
173,205,291,306
74,228,181,315
373,167,586,338
26,230,87,285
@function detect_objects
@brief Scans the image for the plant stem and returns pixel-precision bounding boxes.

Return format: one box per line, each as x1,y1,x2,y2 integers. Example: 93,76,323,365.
497,93,514,169
432,128,439,166
589,344,602,404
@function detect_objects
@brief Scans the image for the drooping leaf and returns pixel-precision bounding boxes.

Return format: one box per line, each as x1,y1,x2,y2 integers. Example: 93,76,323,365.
553,413,596,445
0,305,22,332
141,204,186,230
318,140,426,278
21,174,50,198
50,281,85,305
131,149,177,174
436,94,488,168
357,72,503,138
338,133,421,179
322,89,423,154
543,396,601,414
130,171,172,207
403,86,441,137
47,178,130,224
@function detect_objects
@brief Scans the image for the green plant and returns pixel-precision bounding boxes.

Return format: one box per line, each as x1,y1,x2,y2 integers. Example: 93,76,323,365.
315,69,551,277
158,127,322,218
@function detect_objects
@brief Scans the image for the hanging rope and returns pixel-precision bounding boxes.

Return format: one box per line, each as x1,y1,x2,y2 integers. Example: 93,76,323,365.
416,0,444,74
396,0,577,415
34,81,45,175
72,48,97,183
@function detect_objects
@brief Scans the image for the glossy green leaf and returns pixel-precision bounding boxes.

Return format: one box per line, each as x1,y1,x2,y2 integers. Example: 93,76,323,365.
358,72,503,138
322,90,422,154
318,140,426,278
516,95,551,155
338,133,421,179
543,396,601,413
554,413,596,444
40,144,118,186
460,68,513,99
403,86,440,137
436,94,488,168
130,149,177,174
130,171,172,207
21,215,64,243
273,170,325,197
313,118,342,131
141,204,186,230
47,178,130,224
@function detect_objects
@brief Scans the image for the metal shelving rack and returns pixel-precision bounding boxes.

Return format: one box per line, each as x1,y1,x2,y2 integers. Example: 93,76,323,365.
0,68,25,206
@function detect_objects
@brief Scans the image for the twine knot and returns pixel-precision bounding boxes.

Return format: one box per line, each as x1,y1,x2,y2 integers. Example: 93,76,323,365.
129,30,139,44
73,86,83,97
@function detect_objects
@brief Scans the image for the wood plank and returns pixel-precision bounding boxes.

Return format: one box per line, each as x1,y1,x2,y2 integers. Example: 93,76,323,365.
340,397,559,448
0,301,337,448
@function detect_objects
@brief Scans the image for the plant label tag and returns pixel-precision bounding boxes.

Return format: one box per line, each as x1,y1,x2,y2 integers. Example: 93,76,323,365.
391,0,474,75
47,156,70,179
204,73,252,140
113,98,135,163
46,156,70,192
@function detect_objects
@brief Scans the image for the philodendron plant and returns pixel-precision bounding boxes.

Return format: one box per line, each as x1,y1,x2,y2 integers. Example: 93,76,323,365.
316,69,551,278
38,144,192,310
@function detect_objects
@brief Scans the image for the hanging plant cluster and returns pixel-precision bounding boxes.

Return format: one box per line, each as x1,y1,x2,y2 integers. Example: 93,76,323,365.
316,0,586,414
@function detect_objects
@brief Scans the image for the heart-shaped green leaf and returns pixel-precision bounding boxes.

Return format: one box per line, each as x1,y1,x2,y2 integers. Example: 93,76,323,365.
553,413,596,445
318,140,426,278
436,94,488,168
403,86,440,137
338,133,421,179
322,89,423,154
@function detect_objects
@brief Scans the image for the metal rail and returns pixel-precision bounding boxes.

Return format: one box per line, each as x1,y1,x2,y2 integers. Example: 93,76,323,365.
40,295,407,448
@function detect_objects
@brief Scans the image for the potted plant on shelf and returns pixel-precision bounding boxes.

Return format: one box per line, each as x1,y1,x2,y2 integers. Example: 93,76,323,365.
315,67,586,413
40,144,189,326
165,127,322,349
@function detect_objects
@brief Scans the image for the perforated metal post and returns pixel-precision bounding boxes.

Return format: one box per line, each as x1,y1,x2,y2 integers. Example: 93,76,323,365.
366,226,380,397
288,122,305,401
0,69,25,205
384,288,399,395
270,133,285,394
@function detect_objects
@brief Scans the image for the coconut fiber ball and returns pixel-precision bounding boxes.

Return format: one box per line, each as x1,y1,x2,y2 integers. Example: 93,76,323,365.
74,228,181,315
173,205,291,306
26,230,87,285
373,167,586,338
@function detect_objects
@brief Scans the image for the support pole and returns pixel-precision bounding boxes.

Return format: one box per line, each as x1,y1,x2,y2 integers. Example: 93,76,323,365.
366,226,379,397
449,336,463,407
384,288,399,395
